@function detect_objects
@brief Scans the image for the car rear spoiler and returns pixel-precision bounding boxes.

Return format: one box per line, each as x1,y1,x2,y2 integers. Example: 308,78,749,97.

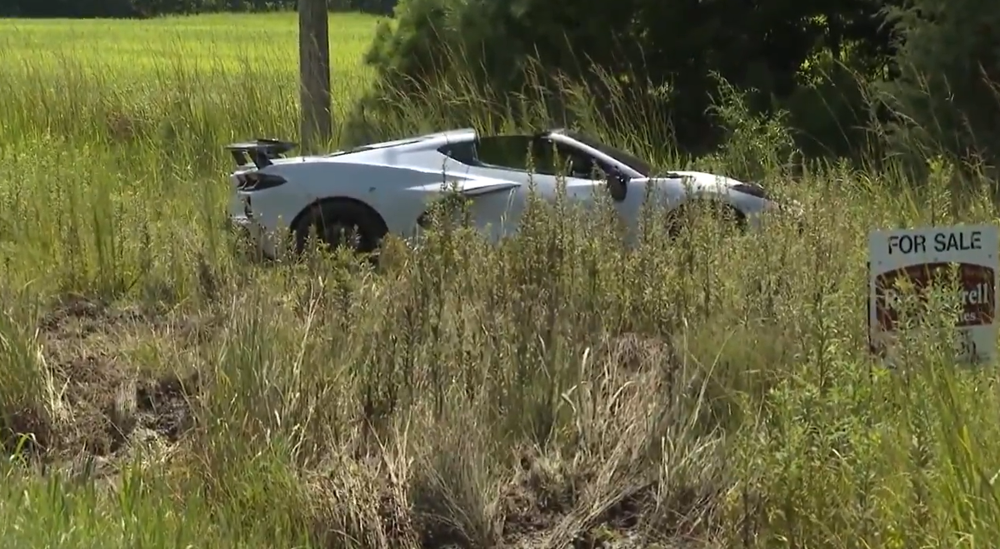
225,138,297,169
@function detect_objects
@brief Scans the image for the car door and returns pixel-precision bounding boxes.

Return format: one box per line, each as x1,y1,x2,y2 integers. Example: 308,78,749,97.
532,137,649,242
456,136,552,241
459,135,634,241
529,136,612,201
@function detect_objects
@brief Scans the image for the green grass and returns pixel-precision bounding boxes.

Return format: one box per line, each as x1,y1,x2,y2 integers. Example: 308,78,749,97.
0,13,376,144
3,11,1000,549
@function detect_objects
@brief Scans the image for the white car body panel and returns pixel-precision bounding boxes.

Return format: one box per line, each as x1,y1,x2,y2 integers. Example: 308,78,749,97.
224,128,787,258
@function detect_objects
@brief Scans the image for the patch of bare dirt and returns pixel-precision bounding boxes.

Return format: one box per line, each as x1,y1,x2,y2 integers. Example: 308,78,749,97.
498,447,580,545
6,295,212,466
494,449,667,549
1,405,53,456
136,371,200,442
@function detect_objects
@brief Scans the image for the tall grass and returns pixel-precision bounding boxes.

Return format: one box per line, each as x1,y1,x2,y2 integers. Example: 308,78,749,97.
2,12,1000,549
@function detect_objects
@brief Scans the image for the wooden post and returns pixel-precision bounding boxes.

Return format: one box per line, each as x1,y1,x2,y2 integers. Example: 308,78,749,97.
299,0,332,152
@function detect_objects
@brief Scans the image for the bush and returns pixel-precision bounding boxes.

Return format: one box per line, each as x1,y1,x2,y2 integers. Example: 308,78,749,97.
358,0,900,161
877,0,1000,177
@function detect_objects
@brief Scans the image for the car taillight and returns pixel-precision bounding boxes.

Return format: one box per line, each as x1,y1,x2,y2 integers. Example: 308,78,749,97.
239,173,287,191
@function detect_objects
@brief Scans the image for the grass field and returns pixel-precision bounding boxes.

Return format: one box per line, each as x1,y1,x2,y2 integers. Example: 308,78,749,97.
3,11,1000,549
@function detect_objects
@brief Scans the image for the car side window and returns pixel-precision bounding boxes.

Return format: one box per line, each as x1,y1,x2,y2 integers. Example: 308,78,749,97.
452,135,610,180
533,139,608,180
438,141,478,165
475,136,537,170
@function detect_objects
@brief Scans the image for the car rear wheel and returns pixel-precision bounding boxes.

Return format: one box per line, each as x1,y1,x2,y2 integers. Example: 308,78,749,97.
293,199,389,258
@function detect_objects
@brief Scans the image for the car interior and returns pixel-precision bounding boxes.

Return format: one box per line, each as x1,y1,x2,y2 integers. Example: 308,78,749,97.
440,135,608,179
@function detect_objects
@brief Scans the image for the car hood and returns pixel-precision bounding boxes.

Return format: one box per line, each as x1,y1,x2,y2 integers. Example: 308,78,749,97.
653,170,746,190
645,170,806,219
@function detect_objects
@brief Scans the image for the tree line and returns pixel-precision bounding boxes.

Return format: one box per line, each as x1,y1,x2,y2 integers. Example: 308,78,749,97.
4,0,1000,175
359,0,1000,176
0,0,393,17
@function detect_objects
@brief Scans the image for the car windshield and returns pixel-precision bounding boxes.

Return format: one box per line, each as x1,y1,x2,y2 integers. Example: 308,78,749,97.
562,131,652,177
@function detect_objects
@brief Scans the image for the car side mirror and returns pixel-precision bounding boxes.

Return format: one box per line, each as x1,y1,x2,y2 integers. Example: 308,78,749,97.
606,168,629,202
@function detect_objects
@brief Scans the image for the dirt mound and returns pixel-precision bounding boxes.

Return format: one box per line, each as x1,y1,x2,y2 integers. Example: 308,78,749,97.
498,448,580,544
495,447,665,549
135,372,199,442
3,296,207,465
52,354,199,458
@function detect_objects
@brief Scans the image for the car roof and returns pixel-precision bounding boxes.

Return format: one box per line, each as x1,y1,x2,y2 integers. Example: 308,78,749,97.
325,128,479,158
323,127,582,162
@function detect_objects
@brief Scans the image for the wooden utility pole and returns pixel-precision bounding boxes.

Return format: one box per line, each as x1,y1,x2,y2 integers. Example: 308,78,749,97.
299,0,332,151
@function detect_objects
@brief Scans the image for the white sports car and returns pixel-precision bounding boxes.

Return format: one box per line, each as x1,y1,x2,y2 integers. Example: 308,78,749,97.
225,127,797,258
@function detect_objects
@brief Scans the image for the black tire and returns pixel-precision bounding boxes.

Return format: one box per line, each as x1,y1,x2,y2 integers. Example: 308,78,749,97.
665,200,746,238
293,199,389,256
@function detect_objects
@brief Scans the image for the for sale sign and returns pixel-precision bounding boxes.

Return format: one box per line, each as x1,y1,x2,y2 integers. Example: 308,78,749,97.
868,224,999,364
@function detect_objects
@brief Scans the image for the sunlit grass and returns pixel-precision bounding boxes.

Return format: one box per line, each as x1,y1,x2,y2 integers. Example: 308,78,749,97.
0,13,378,145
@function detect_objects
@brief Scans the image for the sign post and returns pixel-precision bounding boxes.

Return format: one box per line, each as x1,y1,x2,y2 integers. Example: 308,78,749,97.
868,224,999,364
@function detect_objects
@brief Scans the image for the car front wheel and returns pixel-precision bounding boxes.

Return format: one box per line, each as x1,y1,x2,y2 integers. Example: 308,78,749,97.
664,200,747,238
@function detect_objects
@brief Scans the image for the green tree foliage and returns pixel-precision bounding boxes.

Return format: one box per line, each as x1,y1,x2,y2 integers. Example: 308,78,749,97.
878,0,1000,171
362,0,900,158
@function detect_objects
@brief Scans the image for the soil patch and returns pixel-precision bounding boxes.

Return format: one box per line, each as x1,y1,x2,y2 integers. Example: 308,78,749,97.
3,295,210,465
135,371,199,442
